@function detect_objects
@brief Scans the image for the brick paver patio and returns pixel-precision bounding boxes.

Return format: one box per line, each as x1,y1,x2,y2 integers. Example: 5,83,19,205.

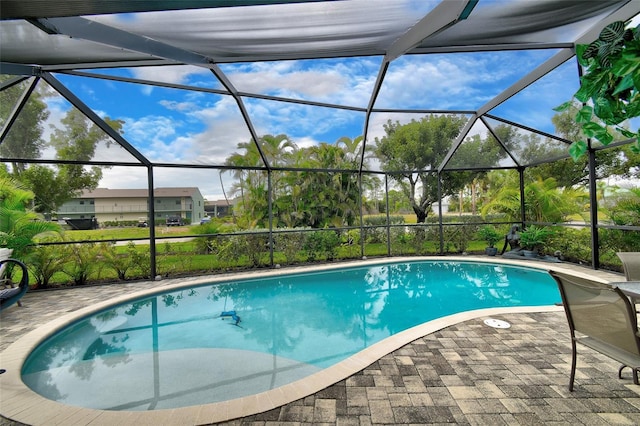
2,267,640,425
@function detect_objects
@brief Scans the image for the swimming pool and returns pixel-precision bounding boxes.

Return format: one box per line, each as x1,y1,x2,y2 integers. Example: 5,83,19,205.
20,260,560,412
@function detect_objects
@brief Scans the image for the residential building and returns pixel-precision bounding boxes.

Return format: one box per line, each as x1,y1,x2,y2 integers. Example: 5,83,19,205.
204,199,233,218
57,187,206,225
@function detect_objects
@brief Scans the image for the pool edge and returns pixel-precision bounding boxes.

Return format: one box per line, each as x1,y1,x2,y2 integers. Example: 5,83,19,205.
0,256,624,425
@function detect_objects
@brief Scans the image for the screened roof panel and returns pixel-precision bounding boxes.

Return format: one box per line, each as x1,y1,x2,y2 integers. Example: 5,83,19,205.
483,116,570,166
243,96,366,167
375,49,559,111
1,0,639,175
444,120,518,170
487,59,580,137
1,1,635,66
220,57,380,109
49,73,251,166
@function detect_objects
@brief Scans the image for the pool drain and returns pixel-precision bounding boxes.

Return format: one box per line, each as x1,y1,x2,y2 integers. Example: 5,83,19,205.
483,318,511,329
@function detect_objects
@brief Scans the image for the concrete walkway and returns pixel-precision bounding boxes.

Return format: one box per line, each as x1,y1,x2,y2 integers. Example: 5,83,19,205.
2,261,640,425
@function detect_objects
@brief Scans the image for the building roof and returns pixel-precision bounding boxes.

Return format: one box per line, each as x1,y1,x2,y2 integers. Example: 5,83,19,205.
81,187,202,199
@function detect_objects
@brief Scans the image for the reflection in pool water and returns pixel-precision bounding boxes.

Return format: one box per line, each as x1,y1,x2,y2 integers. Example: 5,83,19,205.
22,261,559,411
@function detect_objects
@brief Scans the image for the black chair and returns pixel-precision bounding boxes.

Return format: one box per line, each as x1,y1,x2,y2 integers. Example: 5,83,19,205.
0,258,29,312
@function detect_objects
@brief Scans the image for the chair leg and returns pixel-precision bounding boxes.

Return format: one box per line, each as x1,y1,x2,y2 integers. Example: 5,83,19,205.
619,365,627,379
569,341,577,391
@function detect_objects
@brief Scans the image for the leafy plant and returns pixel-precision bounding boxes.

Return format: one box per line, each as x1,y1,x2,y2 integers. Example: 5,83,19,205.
554,20,640,159
26,238,67,288
60,241,101,285
304,229,341,261
477,225,501,248
0,177,61,259
520,225,554,254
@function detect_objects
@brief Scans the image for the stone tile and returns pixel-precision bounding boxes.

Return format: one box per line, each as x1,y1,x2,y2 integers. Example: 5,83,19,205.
3,276,640,426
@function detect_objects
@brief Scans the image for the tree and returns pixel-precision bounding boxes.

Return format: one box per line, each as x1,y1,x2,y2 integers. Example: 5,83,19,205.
2,88,124,213
0,176,60,260
44,108,124,208
481,173,585,223
522,106,640,187
0,76,50,174
276,143,360,228
374,115,469,223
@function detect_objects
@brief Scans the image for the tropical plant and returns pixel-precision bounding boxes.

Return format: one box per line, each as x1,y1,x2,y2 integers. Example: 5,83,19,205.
554,20,640,159
0,176,61,259
26,238,67,288
520,225,554,254
477,225,501,248
482,173,585,224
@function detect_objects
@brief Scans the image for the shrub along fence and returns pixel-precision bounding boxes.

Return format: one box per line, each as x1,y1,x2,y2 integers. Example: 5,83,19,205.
24,214,637,289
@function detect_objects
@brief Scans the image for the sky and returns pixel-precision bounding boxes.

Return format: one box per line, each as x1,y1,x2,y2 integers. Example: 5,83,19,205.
23,4,640,200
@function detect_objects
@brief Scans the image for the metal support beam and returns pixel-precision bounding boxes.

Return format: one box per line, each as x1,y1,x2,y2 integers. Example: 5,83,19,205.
385,0,476,62
588,148,600,269
438,174,444,254
360,61,389,175
385,174,391,257
42,72,151,166
0,77,39,143
518,168,526,229
147,165,157,279
359,173,365,259
268,170,274,267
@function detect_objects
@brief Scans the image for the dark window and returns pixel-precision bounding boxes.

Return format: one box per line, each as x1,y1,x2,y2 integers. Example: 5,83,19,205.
79,201,85,205
176,200,180,205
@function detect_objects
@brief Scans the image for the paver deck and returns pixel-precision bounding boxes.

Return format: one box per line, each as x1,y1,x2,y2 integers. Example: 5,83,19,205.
2,258,639,425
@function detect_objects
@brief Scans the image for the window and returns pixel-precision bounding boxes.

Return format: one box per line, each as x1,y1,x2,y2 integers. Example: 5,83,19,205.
79,201,85,205
90,200,94,205
176,200,180,205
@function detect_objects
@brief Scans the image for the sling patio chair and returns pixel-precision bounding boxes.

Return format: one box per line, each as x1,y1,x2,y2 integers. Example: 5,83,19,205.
617,252,640,281
550,270,640,391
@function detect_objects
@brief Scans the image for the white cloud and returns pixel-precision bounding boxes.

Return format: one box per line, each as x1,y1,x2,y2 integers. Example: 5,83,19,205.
131,65,212,86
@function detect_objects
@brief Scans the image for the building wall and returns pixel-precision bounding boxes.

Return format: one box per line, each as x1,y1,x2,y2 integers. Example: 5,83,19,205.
57,188,206,225
95,197,148,223
57,199,96,219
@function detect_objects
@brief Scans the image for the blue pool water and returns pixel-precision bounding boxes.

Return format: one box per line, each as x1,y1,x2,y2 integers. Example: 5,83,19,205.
22,261,560,411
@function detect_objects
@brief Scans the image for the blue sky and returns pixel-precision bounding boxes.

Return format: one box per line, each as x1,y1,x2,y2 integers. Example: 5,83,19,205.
33,8,639,201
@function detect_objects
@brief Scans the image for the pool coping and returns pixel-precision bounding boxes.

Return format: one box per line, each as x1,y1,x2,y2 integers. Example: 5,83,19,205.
0,256,624,425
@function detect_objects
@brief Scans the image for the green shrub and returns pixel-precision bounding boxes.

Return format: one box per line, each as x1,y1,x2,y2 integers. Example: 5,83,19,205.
304,229,341,261
26,239,67,288
275,231,306,265
59,241,102,285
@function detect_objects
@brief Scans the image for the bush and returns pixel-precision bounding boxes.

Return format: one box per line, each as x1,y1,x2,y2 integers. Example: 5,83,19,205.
26,240,67,288
100,242,136,280
477,225,501,248
275,231,306,265
59,241,102,285
304,229,341,261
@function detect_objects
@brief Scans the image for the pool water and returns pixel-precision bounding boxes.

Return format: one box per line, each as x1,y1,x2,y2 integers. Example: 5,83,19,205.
22,261,559,411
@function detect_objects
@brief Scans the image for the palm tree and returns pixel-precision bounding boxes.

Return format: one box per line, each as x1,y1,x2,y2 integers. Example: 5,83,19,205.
482,174,585,224
0,177,60,259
